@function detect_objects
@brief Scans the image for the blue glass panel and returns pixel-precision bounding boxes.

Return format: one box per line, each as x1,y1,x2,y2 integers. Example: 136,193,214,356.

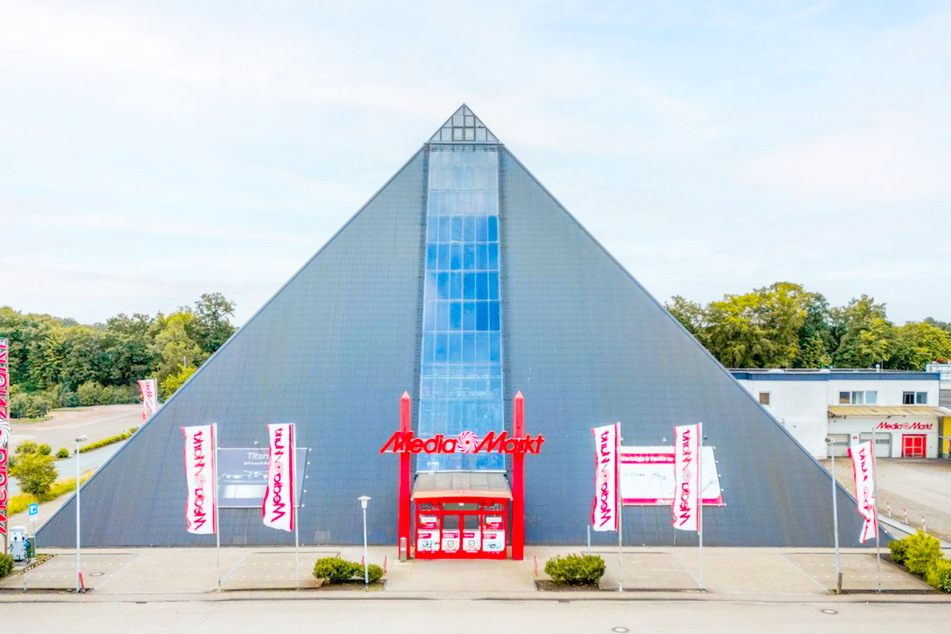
488,243,498,270
449,302,461,329
436,302,449,330
435,333,448,363
428,218,438,242
427,245,437,270
464,216,476,242
451,216,463,241
476,302,488,330
450,272,462,298
476,216,488,241
487,216,498,241
424,302,435,330
476,273,488,299
450,244,461,270
422,333,434,363
477,333,490,362
449,333,462,363
476,244,487,270
488,272,499,300
464,333,476,362
439,216,450,242
489,301,500,331
464,273,476,299
437,273,449,298
463,301,476,330
490,333,501,361
437,245,449,270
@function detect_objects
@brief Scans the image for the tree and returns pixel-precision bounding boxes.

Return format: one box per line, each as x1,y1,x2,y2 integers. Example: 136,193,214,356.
102,313,157,386
9,453,58,497
924,317,950,335
666,296,705,338
889,321,951,370
149,311,206,390
159,364,197,399
832,296,894,368
192,292,237,355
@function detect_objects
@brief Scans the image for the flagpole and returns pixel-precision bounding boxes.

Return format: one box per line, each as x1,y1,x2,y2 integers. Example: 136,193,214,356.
872,427,881,593
293,424,300,591
617,424,623,593
698,422,703,592
214,423,221,593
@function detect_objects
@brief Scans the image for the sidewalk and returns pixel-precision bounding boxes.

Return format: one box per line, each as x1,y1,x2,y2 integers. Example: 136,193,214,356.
1,545,942,603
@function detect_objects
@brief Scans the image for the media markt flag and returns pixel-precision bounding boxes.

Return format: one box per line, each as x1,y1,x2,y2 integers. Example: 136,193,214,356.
672,423,700,532
263,423,295,532
591,422,619,532
138,378,158,422
849,440,878,543
182,424,217,534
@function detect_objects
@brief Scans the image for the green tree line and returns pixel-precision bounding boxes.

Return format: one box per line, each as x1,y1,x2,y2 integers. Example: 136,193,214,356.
0,292,236,418
666,282,951,370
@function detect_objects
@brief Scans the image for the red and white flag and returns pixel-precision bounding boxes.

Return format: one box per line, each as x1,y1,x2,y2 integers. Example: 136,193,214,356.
672,423,700,532
262,423,295,532
591,422,619,532
182,424,217,535
138,379,158,422
849,440,878,543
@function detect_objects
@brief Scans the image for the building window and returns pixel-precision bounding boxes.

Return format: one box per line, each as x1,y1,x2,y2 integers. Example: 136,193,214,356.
916,392,927,404
903,392,914,405
758,392,770,405
839,390,877,405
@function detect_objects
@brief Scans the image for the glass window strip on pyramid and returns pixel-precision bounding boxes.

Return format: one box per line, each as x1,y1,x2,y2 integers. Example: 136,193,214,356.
418,144,505,472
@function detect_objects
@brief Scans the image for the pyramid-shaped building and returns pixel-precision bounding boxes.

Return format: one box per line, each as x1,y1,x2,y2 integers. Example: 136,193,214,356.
40,106,868,551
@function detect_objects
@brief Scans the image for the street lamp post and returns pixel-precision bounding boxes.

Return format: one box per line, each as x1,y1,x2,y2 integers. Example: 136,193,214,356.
358,496,371,591
825,437,842,594
75,435,87,593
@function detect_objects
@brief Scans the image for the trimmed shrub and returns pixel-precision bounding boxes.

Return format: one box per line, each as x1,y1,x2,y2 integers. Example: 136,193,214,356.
0,554,14,579
78,431,132,453
544,554,606,586
313,557,360,584
56,448,70,459
889,536,909,565
925,558,951,593
903,530,943,575
365,564,384,584
38,443,52,456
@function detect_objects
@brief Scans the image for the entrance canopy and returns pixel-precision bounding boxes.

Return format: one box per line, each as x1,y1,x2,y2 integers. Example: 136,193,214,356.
412,472,512,501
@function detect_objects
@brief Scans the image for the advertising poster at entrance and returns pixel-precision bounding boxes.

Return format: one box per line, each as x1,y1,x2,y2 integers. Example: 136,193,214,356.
619,447,723,506
591,423,619,532
849,440,878,543
182,424,217,535
217,447,307,508
263,423,295,532
0,338,9,546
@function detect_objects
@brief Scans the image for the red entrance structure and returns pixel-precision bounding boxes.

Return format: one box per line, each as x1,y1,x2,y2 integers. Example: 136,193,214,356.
393,391,530,560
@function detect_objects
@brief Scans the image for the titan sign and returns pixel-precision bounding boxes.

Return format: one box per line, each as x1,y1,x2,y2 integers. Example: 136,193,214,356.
1,338,10,547
380,430,544,455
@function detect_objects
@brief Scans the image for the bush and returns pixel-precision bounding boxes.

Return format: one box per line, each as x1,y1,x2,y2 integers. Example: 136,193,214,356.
38,443,52,456
78,431,132,453
0,554,13,579
9,453,58,496
312,557,384,584
889,536,909,565
903,530,943,575
313,557,360,584
9,392,52,419
925,558,951,592
56,448,70,459
544,554,606,586
15,441,40,455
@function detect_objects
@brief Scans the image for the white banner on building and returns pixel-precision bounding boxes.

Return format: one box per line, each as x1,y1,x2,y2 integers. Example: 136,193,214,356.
138,378,158,422
262,423,295,532
672,424,700,532
591,422,619,532
619,446,723,506
182,424,217,535
849,440,878,543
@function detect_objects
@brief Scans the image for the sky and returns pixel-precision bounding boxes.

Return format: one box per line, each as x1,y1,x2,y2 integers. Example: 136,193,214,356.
1,1,949,327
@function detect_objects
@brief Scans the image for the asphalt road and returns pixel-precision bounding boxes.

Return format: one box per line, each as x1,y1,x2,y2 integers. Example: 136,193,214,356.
9,404,141,453
6,598,950,634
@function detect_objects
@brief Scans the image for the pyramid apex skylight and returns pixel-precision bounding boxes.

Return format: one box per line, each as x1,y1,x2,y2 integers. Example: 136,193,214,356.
429,104,498,144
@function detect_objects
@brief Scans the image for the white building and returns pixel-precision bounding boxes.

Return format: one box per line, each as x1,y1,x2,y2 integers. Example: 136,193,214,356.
732,369,949,460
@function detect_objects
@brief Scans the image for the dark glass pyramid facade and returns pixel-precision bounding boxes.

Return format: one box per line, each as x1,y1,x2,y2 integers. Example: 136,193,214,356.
39,106,867,547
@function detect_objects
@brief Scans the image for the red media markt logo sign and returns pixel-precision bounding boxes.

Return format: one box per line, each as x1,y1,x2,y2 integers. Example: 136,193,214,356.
380,430,544,455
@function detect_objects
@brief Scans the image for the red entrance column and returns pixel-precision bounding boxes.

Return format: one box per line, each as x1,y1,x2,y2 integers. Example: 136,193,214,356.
398,392,412,557
511,391,525,560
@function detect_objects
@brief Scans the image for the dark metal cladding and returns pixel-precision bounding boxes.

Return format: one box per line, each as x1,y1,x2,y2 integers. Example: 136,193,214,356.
40,110,869,548
39,150,427,547
498,147,867,547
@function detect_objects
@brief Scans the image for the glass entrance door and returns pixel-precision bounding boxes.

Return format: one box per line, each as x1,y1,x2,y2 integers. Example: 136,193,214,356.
414,498,508,560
